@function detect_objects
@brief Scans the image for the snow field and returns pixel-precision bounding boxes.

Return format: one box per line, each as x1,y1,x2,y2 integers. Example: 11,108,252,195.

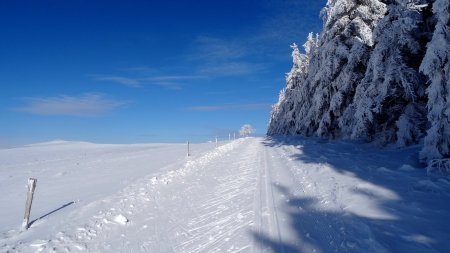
1,137,450,253
0,140,239,252
260,137,450,253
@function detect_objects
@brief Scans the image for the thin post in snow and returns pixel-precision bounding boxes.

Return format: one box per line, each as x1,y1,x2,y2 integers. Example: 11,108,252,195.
187,141,190,157
215,136,218,147
22,178,37,230
234,132,236,140
229,133,231,141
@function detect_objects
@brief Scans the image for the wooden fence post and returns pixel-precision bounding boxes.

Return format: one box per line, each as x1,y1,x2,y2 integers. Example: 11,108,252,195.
187,141,190,157
22,178,37,230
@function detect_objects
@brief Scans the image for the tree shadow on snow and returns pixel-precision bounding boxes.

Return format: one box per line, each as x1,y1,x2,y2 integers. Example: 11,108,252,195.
250,136,450,253
28,201,75,228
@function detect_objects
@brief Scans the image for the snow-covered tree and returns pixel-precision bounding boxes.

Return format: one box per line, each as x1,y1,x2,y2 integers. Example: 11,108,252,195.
267,90,286,135
286,42,309,89
302,0,387,138
239,124,255,137
291,33,319,135
267,0,449,171
268,38,315,135
420,0,450,170
348,0,428,145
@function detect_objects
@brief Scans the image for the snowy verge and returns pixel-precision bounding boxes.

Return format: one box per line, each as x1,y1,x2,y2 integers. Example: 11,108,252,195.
0,139,245,252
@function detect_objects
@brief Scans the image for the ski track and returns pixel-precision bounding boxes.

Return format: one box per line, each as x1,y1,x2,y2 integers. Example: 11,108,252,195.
2,138,271,252
2,137,450,253
263,142,389,253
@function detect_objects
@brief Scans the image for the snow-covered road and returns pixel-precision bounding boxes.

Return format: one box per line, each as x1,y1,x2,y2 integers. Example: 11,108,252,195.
1,137,450,252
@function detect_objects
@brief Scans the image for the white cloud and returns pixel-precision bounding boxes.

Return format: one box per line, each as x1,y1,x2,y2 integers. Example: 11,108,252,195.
189,36,246,62
188,103,271,112
93,74,206,89
123,66,157,75
151,81,183,90
187,36,268,76
15,93,126,116
183,2,324,75
198,62,266,76
142,75,207,82
94,76,141,87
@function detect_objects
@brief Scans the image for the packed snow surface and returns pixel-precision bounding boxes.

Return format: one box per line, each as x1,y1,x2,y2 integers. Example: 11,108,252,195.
1,137,449,252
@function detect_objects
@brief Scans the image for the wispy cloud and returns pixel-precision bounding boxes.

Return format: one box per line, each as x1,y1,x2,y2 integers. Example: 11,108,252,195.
15,93,126,116
123,66,157,75
187,36,267,77
256,2,323,43
143,75,207,90
189,36,245,62
184,2,324,74
93,74,206,89
198,62,266,76
142,75,207,82
188,103,271,112
94,76,141,87
248,1,324,59
151,81,183,90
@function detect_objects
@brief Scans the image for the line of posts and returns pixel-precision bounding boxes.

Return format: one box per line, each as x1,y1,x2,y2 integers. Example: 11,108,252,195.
21,132,239,232
186,132,236,156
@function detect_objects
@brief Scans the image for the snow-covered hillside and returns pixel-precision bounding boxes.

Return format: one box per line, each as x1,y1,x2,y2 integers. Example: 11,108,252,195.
1,137,449,252
0,140,225,251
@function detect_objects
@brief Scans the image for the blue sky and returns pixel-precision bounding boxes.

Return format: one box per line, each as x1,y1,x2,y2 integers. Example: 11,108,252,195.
0,0,326,146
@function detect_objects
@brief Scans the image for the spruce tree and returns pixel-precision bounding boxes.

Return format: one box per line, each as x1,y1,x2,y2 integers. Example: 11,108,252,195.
349,0,428,145
420,0,450,169
268,42,310,135
303,0,387,138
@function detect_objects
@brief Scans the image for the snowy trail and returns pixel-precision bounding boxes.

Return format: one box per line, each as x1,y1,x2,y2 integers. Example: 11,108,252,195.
259,137,450,253
3,138,270,252
2,137,450,252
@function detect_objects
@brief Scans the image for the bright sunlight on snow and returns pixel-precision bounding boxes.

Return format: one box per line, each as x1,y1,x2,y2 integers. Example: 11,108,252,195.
1,137,449,252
